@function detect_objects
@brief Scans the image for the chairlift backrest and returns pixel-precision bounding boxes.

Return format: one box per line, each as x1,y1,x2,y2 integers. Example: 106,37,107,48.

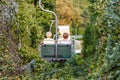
41,44,73,59
58,25,70,35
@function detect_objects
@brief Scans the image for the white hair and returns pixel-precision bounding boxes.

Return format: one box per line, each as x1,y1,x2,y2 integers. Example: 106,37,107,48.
46,32,52,37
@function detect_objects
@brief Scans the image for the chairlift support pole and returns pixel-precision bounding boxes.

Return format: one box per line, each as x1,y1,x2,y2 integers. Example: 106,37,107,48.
39,0,58,60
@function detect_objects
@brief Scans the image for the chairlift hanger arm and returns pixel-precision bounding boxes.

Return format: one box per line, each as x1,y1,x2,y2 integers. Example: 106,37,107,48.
39,1,56,17
38,0,58,39
39,0,58,60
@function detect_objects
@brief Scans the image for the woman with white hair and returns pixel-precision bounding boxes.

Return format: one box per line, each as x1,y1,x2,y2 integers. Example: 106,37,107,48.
41,31,55,44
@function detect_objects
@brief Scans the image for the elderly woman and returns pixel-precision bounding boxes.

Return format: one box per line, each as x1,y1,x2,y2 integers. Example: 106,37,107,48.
41,31,55,44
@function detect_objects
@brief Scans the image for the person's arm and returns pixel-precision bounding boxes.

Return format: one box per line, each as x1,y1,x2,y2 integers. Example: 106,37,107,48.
40,40,44,44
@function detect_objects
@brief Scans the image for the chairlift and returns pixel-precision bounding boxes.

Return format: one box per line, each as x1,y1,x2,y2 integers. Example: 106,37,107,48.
38,0,82,61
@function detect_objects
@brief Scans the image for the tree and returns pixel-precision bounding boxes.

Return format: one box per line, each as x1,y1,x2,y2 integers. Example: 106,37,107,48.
0,0,22,78
83,0,120,79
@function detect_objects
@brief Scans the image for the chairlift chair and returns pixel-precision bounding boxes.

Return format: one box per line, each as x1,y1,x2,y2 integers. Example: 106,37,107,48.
38,0,82,61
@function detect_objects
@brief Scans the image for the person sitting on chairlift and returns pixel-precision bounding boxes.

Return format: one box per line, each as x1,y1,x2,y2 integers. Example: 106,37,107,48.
59,32,72,44
40,31,55,44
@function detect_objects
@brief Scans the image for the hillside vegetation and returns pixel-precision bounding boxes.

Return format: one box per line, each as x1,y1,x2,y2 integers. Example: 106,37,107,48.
0,0,120,80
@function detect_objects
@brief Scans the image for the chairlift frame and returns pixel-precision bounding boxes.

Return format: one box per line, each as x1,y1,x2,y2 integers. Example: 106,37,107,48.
38,0,82,61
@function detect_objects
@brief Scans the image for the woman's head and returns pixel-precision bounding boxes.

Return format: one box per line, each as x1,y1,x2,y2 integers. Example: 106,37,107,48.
46,31,52,38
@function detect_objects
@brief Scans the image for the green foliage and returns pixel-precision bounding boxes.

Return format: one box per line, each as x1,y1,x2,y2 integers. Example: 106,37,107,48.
30,27,38,48
104,35,120,79
103,0,120,79
16,0,55,49
83,25,97,56
83,0,120,79
0,0,23,78
30,55,88,80
2,0,120,79
0,0,55,78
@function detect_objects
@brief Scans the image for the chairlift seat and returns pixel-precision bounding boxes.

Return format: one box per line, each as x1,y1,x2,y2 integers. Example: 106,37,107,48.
41,44,73,59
